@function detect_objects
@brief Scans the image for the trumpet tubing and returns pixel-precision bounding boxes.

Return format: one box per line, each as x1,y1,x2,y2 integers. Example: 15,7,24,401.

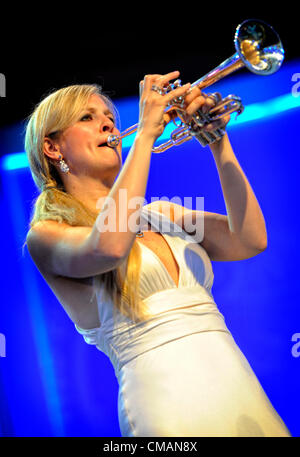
107,19,284,153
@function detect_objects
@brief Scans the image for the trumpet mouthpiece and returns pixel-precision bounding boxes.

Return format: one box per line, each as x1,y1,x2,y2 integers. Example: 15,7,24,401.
107,134,120,148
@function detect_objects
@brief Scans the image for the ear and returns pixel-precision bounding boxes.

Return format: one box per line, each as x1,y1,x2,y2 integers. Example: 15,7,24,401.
43,137,61,160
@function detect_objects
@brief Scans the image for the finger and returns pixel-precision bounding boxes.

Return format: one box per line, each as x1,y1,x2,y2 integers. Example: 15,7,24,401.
205,115,230,131
163,108,178,126
139,80,144,97
164,82,191,105
141,71,180,95
142,74,162,93
184,94,206,116
201,96,216,114
182,86,202,106
155,70,180,87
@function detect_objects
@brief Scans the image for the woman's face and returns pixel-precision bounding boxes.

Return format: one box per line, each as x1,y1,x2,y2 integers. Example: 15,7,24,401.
48,94,122,181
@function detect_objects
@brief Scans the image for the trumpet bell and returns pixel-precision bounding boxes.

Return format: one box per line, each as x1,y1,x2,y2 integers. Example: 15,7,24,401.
235,19,285,75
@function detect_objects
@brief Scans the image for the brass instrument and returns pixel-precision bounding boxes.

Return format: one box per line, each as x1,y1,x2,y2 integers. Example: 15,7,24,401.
107,19,284,152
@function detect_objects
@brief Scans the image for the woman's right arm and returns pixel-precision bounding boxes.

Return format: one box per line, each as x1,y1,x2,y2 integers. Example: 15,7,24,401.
26,130,156,279
26,72,190,278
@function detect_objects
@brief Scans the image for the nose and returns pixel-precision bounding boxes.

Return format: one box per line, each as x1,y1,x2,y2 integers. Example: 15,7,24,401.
100,116,115,133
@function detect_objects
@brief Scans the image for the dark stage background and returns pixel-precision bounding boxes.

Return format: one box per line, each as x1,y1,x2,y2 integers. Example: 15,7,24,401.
0,11,299,437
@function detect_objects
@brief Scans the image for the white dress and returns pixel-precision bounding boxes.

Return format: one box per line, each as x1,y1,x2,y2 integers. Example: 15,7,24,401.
75,207,291,437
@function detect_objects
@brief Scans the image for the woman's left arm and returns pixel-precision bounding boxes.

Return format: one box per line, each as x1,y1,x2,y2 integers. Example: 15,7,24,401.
172,87,268,261
208,132,268,254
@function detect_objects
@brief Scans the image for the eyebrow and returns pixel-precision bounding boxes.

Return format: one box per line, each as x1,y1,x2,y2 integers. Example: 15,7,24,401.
84,106,114,116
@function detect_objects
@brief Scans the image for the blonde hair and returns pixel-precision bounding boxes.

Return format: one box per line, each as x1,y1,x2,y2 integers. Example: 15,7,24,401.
25,84,151,322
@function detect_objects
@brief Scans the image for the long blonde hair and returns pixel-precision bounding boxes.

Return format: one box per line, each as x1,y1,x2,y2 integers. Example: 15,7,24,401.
25,84,151,322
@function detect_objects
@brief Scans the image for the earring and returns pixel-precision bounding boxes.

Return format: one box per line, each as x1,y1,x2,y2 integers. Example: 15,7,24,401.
59,155,69,173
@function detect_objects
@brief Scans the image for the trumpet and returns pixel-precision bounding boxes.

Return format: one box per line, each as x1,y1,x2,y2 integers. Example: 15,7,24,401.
107,19,284,152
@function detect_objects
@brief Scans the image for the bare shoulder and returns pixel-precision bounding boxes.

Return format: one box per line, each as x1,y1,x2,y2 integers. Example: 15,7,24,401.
26,220,72,263
27,220,65,258
27,219,71,240
27,219,81,240
27,220,92,255
25,219,97,279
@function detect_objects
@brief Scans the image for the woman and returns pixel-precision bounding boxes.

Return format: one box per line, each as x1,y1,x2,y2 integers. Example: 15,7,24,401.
25,72,291,437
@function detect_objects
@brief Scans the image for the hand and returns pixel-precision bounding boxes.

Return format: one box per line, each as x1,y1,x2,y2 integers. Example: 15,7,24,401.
180,86,230,133
137,71,191,141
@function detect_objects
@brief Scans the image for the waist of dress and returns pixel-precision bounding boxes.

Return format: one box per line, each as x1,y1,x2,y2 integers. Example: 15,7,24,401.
142,285,216,314
98,286,230,379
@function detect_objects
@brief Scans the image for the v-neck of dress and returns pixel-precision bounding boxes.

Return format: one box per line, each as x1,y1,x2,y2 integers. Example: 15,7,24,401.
137,207,182,288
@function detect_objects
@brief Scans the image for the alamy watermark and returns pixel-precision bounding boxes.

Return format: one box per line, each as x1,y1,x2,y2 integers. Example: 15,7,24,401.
0,73,5,97
291,333,300,358
291,73,300,98
0,333,6,357
95,192,205,243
